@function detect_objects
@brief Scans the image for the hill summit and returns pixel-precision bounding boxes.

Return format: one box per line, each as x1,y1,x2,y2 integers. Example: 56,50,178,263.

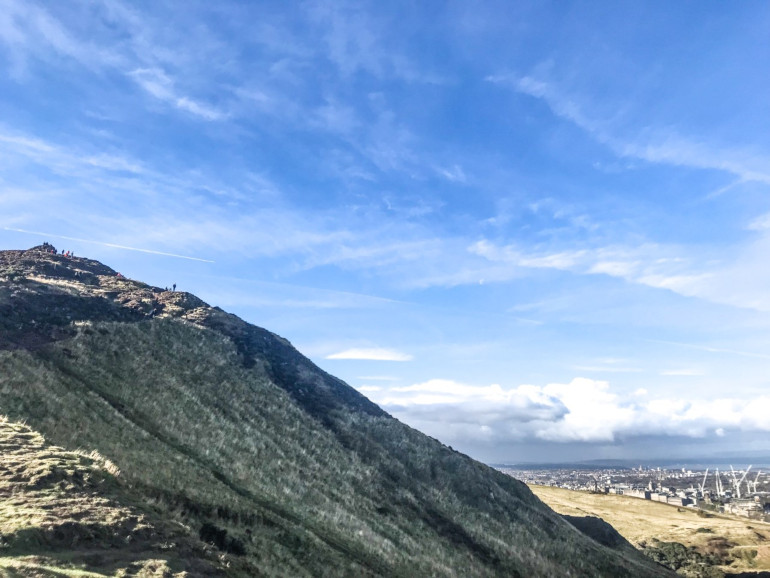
0,245,672,577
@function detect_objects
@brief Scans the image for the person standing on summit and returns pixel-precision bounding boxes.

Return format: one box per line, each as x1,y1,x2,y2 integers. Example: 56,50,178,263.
173,283,176,291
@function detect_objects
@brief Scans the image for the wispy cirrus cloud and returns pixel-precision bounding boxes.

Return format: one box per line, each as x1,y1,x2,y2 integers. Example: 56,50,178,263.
462,238,770,313
572,365,642,374
649,340,770,362
487,73,770,185
0,0,462,189
0,0,118,74
6,119,769,316
198,278,399,310
434,164,467,183
1,1,234,122
0,127,445,272
2,227,214,263
326,347,413,361
307,0,442,83
660,369,705,377
0,129,148,185
128,68,226,121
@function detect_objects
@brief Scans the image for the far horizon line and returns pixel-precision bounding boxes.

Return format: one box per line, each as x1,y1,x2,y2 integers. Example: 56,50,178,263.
492,456,770,469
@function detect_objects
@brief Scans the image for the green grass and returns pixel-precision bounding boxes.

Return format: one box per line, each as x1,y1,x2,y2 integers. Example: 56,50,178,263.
0,416,219,577
0,319,672,577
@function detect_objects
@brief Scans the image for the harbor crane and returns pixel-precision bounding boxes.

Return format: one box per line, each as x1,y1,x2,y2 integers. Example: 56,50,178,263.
729,465,752,499
749,471,762,494
698,468,709,497
715,469,724,497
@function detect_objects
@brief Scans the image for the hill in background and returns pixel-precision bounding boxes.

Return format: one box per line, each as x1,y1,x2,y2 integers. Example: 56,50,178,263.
0,245,672,577
532,485,770,577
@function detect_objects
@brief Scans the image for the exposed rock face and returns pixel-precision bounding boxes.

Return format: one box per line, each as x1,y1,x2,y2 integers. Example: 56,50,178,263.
0,246,674,577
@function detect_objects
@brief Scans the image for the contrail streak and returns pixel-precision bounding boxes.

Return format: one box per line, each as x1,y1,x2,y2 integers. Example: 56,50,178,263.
647,338,770,360
3,227,215,263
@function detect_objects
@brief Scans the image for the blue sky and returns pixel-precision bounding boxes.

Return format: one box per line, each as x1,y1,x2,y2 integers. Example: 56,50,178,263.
2,0,770,463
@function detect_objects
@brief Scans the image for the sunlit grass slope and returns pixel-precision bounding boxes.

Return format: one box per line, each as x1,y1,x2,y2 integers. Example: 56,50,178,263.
0,247,673,577
0,416,221,577
531,485,770,576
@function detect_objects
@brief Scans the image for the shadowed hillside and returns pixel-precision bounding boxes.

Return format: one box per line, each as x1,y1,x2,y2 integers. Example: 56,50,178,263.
0,245,673,577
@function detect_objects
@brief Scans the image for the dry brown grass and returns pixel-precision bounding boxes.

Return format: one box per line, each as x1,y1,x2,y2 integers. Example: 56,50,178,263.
531,484,770,574
0,417,218,577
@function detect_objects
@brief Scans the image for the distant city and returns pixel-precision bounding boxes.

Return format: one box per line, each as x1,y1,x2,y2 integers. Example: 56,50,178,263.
498,462,770,522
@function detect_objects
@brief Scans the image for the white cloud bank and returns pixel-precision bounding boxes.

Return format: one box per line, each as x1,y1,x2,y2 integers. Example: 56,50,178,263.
368,377,770,445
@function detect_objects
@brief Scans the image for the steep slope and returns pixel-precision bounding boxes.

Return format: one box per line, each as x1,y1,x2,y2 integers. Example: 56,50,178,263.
0,245,673,577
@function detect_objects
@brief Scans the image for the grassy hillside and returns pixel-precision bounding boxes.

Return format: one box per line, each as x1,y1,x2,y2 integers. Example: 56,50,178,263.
531,485,770,576
0,246,673,577
0,416,223,577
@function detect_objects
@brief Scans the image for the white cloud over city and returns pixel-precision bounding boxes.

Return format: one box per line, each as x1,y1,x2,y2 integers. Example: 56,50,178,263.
370,377,770,446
